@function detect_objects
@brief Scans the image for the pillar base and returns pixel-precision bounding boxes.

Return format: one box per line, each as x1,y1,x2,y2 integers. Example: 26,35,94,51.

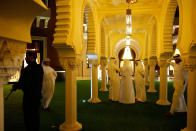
147,88,157,92
156,99,171,106
99,88,108,91
88,98,101,103
59,121,82,131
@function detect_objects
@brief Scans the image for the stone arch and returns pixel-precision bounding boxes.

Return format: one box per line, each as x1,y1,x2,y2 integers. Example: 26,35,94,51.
82,3,96,54
53,0,72,46
176,2,182,50
176,0,194,54
100,25,106,56
151,23,157,56
161,0,177,53
115,38,141,60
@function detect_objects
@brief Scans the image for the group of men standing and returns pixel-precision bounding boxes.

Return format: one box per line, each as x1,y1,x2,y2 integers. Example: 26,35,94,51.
107,55,187,117
108,58,146,104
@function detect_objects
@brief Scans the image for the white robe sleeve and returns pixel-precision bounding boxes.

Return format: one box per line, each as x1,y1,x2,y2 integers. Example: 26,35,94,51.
167,58,175,66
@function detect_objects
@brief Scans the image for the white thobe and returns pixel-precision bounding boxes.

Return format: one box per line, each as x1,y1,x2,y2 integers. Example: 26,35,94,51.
134,62,146,102
108,60,113,100
42,65,57,109
110,64,120,101
119,60,135,104
168,59,187,113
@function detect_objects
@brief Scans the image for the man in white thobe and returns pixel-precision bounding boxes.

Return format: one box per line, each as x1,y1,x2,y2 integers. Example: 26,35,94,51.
134,60,146,102
166,54,187,116
108,58,113,100
109,58,120,101
119,59,135,104
42,58,57,110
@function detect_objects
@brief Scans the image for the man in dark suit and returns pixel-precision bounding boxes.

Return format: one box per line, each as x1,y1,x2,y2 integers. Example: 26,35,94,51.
13,50,43,131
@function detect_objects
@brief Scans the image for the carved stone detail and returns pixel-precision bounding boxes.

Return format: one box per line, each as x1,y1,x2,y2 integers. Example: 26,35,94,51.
158,59,169,68
92,60,99,67
53,0,72,46
59,57,81,70
182,55,196,72
100,56,108,66
148,58,157,66
88,59,99,67
0,39,26,83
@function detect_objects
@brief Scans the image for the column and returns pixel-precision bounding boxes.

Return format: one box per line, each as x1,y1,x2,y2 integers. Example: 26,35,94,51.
99,57,108,91
143,59,149,86
181,57,196,131
88,60,101,103
156,59,170,105
59,57,82,131
0,84,4,131
148,59,157,92
0,74,8,131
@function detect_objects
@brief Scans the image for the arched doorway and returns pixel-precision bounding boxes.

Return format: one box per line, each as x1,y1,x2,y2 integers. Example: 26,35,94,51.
118,47,136,68
115,38,141,60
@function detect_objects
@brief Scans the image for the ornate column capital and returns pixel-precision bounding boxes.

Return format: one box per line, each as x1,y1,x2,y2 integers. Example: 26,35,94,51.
182,55,196,72
158,59,169,68
100,56,108,66
88,59,99,67
148,58,157,66
59,56,81,70
92,59,99,67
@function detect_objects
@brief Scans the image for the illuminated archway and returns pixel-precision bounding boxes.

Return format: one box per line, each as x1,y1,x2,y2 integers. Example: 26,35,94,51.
115,38,141,59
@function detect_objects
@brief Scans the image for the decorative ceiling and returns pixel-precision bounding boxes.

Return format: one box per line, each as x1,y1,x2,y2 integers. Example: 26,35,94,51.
89,0,163,35
94,0,162,8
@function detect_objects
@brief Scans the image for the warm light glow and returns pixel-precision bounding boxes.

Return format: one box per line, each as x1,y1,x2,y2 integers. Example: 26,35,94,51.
26,48,36,51
56,71,65,73
83,24,88,40
126,25,132,36
126,9,132,36
9,71,20,82
170,65,174,70
24,54,28,68
120,61,124,68
126,14,132,25
174,48,180,55
126,36,131,46
127,0,137,4
120,60,134,72
98,65,102,80
123,46,132,60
